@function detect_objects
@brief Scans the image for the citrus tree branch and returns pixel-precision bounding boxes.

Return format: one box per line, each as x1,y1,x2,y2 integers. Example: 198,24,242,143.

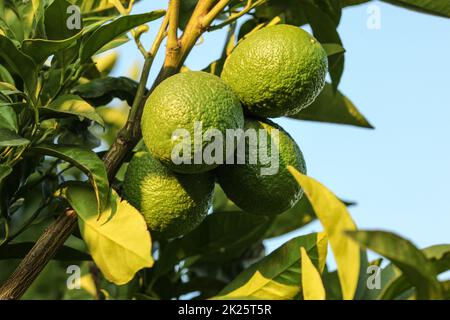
0,0,235,300
209,0,267,31
167,0,180,51
202,0,231,27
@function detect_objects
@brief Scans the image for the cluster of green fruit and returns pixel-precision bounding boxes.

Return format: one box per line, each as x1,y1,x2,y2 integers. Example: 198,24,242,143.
123,25,328,238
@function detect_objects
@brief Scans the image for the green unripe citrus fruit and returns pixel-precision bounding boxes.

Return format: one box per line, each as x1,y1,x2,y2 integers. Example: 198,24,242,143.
216,117,307,215
221,24,328,118
141,71,244,174
123,151,214,238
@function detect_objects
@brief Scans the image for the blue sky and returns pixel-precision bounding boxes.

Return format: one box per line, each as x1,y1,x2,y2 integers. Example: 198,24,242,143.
116,1,450,258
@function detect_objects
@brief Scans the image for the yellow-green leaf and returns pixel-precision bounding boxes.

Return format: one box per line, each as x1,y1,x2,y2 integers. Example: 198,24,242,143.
301,247,326,300
66,183,153,285
214,232,328,300
288,167,360,300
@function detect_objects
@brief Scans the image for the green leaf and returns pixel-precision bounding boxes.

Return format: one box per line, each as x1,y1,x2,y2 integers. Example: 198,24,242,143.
379,244,450,299
214,232,328,300
423,244,450,274
65,183,153,285
264,196,316,239
0,64,15,85
289,83,374,128
346,230,445,299
341,0,371,6
322,43,346,57
155,211,271,278
0,165,12,183
44,0,81,40
0,242,91,261
179,0,198,30
255,0,308,26
300,2,344,90
0,35,37,95
0,129,30,146
382,0,450,18
21,32,83,64
288,167,360,300
301,247,326,300
80,10,165,62
30,144,109,213
41,94,104,125
0,105,18,132
72,76,141,106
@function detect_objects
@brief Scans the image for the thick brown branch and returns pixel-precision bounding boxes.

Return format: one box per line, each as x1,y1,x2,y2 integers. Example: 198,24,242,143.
0,210,77,300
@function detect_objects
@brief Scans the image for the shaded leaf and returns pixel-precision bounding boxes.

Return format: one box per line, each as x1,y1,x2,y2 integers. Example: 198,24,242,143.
288,167,360,300
41,94,104,125
30,144,108,213
0,242,90,261
44,0,81,40
214,232,328,300
301,247,326,300
0,129,30,146
65,184,153,285
21,32,83,64
0,165,12,183
346,230,444,299
72,76,141,106
0,35,37,94
289,83,373,128
380,244,450,299
264,196,316,239
80,10,165,62
300,2,344,90
382,0,450,18
155,211,271,278
0,105,18,132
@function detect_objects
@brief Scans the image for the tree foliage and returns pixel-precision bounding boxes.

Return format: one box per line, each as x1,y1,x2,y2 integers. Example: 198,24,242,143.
0,0,448,300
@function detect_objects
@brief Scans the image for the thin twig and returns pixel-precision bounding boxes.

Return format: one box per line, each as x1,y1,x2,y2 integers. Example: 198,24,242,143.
202,0,231,28
209,0,267,31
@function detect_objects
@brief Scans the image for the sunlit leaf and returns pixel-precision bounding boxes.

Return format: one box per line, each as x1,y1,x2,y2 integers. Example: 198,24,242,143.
65,183,153,285
214,232,328,300
288,167,360,300
301,247,326,300
41,94,104,126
